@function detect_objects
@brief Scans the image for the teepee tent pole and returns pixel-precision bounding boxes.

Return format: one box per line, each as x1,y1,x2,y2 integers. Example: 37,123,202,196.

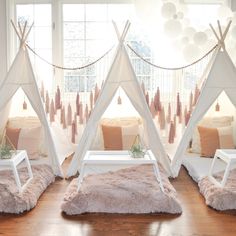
10,20,21,41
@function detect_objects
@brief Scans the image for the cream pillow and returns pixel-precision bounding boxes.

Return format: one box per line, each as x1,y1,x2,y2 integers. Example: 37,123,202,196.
121,124,139,150
191,116,233,154
198,125,235,157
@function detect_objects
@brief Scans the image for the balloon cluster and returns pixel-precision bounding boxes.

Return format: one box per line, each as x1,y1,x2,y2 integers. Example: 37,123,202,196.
134,0,236,64
160,1,235,63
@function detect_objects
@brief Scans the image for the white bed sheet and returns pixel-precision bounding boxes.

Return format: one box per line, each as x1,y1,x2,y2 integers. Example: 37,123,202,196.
182,153,236,183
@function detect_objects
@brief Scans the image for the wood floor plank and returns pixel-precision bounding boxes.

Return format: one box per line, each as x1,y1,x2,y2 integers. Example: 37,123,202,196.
0,158,236,236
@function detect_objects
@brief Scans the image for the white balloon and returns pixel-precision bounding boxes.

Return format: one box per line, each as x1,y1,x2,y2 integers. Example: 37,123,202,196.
181,36,189,46
183,44,200,62
217,6,232,19
204,29,213,39
177,11,184,19
193,32,207,45
161,2,176,19
164,19,182,38
183,27,196,38
231,25,236,39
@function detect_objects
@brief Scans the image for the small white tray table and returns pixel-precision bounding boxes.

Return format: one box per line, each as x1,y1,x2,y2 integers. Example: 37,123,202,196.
0,150,33,192
209,149,236,187
77,150,164,192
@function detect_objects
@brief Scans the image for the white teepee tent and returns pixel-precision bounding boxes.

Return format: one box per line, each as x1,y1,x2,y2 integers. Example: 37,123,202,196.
67,21,172,177
0,21,63,177
171,20,236,177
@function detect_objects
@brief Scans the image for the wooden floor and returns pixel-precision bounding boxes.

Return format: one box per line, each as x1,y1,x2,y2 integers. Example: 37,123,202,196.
0,159,236,236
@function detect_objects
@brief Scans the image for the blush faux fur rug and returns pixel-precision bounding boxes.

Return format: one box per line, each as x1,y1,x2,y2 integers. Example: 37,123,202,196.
199,169,236,211
61,164,182,215
0,164,55,214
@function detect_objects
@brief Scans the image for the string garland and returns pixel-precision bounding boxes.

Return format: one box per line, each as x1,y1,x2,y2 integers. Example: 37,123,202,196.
26,41,217,72
127,44,218,70
26,44,114,71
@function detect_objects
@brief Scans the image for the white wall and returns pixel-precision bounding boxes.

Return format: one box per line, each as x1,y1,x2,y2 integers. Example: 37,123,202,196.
0,0,7,82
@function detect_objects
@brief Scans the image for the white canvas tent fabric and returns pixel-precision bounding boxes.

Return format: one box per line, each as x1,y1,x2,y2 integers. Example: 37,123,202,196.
67,21,172,177
0,22,63,177
171,21,236,177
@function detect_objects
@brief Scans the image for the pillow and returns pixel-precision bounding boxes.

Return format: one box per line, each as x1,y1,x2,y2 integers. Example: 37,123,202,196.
101,125,123,150
101,117,142,126
121,124,139,150
198,126,235,157
5,127,21,149
191,116,234,154
17,127,42,160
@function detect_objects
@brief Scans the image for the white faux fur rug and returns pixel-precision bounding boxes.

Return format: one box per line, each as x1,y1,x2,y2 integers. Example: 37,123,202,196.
199,169,236,211
0,164,55,214
61,164,182,215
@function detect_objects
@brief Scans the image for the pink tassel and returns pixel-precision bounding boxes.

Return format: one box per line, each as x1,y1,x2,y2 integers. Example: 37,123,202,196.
67,103,72,126
215,102,220,112
168,122,175,144
154,87,161,112
71,121,75,144
149,99,156,118
94,84,99,104
23,100,27,110
193,85,200,106
117,96,122,105
74,113,78,135
56,86,61,109
176,92,180,116
62,106,67,129
173,114,176,137
79,103,83,124
145,92,149,106
85,104,89,123
60,105,63,124
76,92,80,116
166,103,171,123
179,102,182,124
189,92,193,112
185,111,191,126
159,106,166,130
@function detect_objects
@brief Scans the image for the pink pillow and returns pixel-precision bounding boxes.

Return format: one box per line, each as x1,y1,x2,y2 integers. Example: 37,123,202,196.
5,127,21,149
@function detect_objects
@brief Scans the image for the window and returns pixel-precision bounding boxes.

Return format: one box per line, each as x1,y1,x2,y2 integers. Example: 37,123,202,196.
62,3,144,94
16,3,53,90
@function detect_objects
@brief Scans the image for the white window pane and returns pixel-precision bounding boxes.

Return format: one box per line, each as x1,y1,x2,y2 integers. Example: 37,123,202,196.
17,5,34,24
34,5,51,26
86,40,110,58
64,40,85,58
86,22,109,39
108,4,135,22
86,4,107,21
63,4,84,21
35,27,52,49
64,22,84,40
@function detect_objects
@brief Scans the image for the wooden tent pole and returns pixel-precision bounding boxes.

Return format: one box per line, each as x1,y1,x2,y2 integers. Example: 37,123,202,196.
10,20,21,41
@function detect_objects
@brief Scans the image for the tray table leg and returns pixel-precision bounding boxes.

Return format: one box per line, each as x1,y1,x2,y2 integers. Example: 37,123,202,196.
153,162,164,193
77,163,85,192
12,164,22,192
